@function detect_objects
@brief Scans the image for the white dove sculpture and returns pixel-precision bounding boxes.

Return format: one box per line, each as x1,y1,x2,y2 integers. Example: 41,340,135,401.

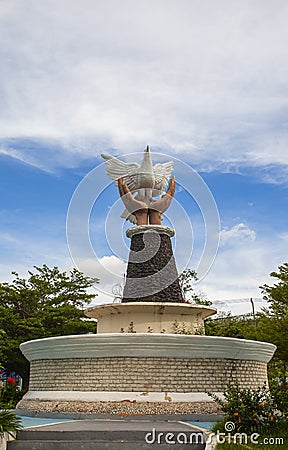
101,146,174,223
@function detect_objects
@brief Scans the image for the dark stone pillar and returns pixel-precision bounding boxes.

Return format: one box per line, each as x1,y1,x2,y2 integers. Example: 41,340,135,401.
122,226,184,303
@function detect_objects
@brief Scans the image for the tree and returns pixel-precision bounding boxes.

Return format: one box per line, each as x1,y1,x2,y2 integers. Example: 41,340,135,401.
0,265,98,388
178,269,212,305
204,312,256,338
259,263,288,381
261,263,288,317
201,263,288,381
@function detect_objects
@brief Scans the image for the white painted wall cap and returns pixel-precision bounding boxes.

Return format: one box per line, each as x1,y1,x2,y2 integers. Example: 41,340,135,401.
20,333,276,364
85,302,217,319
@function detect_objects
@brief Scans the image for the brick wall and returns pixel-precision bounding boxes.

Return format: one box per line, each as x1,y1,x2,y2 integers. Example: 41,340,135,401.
29,357,267,392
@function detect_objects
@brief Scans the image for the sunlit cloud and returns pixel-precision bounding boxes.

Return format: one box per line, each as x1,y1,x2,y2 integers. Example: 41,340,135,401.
220,223,256,246
0,1,288,176
0,1,288,316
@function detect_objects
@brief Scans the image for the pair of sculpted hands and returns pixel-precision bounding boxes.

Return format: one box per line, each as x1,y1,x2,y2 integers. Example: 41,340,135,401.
118,176,176,226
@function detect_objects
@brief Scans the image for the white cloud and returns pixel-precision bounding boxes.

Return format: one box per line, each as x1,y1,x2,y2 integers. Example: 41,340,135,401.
0,1,288,174
199,231,288,314
0,147,53,173
212,298,267,316
220,223,256,246
75,256,127,305
0,228,126,306
0,232,18,244
280,232,288,242
1,1,287,314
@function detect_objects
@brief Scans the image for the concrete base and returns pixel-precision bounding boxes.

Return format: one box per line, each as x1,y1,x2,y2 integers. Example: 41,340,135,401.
21,390,223,403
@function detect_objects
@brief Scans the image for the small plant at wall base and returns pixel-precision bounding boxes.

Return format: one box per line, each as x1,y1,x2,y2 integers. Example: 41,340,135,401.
127,321,136,333
120,322,138,333
172,320,204,335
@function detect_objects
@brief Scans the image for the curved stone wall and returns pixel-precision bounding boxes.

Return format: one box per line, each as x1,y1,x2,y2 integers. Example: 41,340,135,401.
19,334,276,405
28,356,267,393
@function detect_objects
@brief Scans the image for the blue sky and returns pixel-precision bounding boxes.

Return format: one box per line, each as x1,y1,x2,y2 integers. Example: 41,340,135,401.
0,0,288,314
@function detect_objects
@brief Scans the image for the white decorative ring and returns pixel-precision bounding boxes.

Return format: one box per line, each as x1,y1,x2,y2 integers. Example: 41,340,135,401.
126,225,175,238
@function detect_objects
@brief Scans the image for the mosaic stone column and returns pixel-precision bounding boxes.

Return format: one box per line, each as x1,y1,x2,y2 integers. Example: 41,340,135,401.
122,225,184,303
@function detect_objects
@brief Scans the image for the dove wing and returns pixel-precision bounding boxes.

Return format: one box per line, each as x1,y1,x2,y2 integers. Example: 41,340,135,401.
101,154,140,191
153,161,174,195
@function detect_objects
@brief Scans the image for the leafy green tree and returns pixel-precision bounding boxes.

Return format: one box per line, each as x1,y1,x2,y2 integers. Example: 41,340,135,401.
261,262,288,317
202,263,288,381
259,263,288,381
205,312,256,338
178,269,212,305
0,265,98,388
0,330,4,362
205,263,288,380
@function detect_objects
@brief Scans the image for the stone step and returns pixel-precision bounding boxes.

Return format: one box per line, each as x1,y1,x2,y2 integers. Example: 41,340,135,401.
15,428,206,441
13,429,156,441
7,420,207,449
8,440,206,449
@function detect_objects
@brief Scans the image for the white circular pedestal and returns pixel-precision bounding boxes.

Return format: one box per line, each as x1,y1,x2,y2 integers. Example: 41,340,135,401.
85,302,217,334
19,334,276,405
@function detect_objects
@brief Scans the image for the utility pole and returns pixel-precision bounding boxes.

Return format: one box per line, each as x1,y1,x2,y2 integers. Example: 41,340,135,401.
250,298,257,327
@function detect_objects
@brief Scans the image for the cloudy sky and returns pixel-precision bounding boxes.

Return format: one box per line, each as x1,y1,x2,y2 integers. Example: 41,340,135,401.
1,0,287,314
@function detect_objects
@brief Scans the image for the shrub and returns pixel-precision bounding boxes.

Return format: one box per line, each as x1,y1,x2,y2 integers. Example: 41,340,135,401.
270,380,288,417
208,381,284,434
0,369,24,408
0,406,22,438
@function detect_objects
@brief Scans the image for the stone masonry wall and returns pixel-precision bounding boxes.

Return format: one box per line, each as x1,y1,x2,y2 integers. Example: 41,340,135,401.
29,357,267,392
122,232,184,303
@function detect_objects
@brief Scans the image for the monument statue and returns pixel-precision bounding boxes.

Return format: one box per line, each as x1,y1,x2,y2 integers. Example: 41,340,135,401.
18,144,276,415
101,146,175,224
118,176,175,225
